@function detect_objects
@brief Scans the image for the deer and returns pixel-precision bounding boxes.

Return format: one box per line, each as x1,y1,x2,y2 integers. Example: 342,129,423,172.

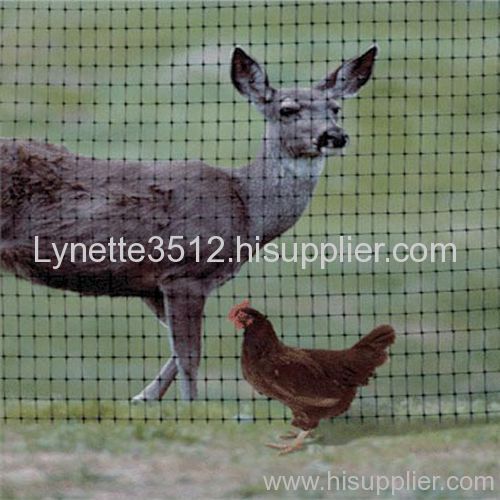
0,45,377,402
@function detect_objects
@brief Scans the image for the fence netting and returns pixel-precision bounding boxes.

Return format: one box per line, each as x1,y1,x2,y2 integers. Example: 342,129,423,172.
1,1,498,422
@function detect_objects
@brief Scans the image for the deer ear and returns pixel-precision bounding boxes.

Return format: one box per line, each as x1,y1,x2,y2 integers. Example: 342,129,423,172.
231,47,276,105
316,45,378,98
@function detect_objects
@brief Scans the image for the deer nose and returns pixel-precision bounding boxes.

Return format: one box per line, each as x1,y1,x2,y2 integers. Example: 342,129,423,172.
332,133,348,148
317,130,349,149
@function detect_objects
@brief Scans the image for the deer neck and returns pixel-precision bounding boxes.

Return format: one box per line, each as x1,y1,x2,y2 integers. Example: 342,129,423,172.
234,127,325,243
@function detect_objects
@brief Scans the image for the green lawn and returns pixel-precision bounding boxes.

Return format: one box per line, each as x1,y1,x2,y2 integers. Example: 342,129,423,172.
1,415,499,499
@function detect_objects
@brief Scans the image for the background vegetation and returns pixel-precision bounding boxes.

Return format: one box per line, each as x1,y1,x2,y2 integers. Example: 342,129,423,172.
0,1,498,497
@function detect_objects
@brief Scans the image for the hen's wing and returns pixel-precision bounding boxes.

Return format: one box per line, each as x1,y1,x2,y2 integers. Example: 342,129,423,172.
303,325,395,387
244,347,348,409
301,349,374,387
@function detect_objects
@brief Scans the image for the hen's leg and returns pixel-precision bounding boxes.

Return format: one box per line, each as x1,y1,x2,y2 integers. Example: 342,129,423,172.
266,430,312,455
279,429,317,440
132,295,178,402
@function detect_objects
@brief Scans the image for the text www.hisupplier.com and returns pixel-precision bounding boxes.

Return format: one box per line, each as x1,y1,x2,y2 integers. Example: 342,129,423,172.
34,235,457,270
262,471,495,495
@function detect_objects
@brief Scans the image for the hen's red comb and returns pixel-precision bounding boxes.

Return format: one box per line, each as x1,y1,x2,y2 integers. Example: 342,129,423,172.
227,299,251,329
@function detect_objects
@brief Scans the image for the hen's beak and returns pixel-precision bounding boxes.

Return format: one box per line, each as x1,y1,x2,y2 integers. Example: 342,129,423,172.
233,310,254,329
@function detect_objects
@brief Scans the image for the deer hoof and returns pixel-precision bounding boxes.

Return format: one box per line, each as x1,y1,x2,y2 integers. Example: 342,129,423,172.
131,390,161,403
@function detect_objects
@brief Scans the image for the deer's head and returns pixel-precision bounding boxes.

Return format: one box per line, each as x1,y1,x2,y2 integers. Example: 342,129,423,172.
231,46,377,159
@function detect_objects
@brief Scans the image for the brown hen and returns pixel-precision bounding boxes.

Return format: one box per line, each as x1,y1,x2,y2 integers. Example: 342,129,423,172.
228,301,396,454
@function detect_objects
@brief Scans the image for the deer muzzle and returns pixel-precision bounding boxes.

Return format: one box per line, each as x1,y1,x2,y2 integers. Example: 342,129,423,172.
317,129,349,151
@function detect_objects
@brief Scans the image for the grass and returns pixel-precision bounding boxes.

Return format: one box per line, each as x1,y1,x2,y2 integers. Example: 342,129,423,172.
1,416,499,499
1,1,499,415
0,1,499,497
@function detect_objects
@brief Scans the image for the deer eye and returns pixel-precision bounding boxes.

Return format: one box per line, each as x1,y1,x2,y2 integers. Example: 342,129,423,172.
279,103,300,117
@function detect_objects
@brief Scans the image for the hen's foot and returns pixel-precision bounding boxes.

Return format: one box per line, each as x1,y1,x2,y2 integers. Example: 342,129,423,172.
266,430,312,455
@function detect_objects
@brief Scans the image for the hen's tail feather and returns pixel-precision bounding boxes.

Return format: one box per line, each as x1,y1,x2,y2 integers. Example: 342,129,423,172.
339,325,396,387
354,324,395,352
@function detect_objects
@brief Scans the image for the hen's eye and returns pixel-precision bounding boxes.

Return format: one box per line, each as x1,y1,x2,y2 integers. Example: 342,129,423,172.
331,106,341,114
280,106,300,117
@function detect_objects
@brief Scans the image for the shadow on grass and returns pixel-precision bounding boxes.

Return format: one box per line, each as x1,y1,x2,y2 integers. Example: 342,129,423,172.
318,416,500,447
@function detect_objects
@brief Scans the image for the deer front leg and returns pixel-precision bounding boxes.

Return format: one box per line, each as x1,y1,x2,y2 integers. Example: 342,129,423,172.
132,285,206,401
132,295,179,402
163,285,206,401
132,358,178,402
